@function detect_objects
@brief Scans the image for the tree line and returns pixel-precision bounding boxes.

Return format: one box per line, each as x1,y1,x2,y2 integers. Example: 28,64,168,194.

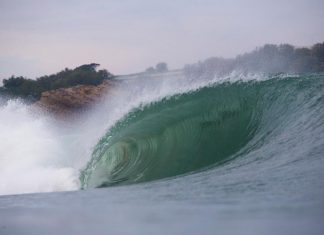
0,63,113,102
184,42,324,78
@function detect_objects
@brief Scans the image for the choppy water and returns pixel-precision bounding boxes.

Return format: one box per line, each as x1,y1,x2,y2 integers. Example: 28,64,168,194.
0,72,324,234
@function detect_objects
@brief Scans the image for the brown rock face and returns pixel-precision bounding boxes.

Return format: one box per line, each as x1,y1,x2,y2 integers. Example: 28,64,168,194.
34,80,116,116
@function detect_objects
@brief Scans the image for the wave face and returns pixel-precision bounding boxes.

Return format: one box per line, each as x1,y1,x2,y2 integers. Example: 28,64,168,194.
81,74,324,188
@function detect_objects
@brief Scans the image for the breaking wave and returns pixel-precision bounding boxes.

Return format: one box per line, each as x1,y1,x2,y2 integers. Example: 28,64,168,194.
81,74,324,188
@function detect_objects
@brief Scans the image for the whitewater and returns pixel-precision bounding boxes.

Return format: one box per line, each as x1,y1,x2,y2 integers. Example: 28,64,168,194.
0,71,324,235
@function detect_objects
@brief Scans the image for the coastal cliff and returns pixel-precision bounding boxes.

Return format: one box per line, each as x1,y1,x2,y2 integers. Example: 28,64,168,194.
34,80,116,116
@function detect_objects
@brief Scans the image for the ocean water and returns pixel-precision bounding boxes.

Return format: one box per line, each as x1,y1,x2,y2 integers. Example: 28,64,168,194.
0,72,324,234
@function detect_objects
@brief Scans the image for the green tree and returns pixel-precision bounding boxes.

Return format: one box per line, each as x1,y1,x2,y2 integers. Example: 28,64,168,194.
0,63,114,101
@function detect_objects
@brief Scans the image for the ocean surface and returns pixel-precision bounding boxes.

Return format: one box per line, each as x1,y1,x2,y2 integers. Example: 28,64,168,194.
0,72,324,234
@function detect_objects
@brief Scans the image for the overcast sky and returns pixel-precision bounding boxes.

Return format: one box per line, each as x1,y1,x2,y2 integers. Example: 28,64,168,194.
0,0,324,79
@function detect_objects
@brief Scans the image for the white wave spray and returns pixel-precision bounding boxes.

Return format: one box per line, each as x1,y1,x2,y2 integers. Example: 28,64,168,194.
0,100,82,195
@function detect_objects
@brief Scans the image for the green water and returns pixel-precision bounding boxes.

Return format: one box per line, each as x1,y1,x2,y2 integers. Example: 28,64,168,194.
81,74,324,189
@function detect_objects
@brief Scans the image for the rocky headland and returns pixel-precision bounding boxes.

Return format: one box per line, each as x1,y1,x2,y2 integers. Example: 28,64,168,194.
34,80,116,117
